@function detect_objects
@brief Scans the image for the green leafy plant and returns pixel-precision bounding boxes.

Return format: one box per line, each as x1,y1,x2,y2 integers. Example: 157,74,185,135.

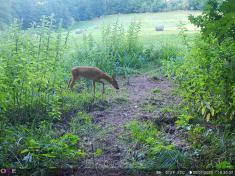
152,88,161,93
216,161,233,169
175,114,193,130
20,133,84,168
124,120,187,169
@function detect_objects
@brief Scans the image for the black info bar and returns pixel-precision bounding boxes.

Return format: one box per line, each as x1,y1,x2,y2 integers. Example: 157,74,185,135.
0,168,234,175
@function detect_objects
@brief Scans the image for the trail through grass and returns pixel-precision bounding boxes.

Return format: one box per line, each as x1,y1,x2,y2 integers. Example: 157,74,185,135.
80,70,189,171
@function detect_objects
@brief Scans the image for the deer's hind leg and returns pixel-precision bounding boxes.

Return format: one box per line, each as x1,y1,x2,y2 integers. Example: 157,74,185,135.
93,80,96,96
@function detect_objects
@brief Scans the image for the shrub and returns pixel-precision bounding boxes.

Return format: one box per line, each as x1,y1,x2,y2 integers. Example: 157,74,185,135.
176,36,235,123
0,16,69,123
0,122,85,168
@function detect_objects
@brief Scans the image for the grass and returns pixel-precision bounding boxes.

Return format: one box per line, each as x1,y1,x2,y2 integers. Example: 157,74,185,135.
68,11,200,48
153,88,161,93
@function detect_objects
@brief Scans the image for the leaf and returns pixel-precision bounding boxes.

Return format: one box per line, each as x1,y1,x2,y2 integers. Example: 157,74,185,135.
146,137,155,145
39,153,56,158
95,148,103,156
151,144,162,154
206,113,210,122
76,150,85,156
21,149,29,154
216,161,233,169
201,107,206,115
165,145,173,150
211,108,215,117
28,139,40,148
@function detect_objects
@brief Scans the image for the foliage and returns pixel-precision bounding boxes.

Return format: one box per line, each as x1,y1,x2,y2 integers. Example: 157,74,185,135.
124,120,188,169
175,114,193,130
216,161,233,169
161,0,235,124
63,91,101,112
189,0,235,42
176,36,235,123
154,43,186,79
0,16,100,169
0,16,68,123
20,133,84,168
159,0,235,169
152,88,161,94
69,111,97,135
185,0,235,124
0,122,84,168
188,0,207,10
187,124,235,168
0,0,206,29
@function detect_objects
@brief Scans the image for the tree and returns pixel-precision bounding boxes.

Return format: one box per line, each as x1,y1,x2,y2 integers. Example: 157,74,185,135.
189,0,235,41
0,0,13,29
0,0,209,29
188,0,207,10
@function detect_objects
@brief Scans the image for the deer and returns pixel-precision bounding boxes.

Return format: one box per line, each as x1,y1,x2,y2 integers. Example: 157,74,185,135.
68,66,119,95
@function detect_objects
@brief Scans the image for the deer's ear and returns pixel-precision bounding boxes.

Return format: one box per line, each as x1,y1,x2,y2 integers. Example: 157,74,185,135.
112,74,116,79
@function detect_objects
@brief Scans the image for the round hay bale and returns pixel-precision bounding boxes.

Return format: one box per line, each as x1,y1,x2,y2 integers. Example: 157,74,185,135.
75,28,83,34
93,25,99,30
155,24,164,31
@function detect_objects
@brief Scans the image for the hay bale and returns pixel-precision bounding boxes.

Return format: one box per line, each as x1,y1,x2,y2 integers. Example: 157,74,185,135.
93,25,99,30
155,24,164,31
75,28,83,34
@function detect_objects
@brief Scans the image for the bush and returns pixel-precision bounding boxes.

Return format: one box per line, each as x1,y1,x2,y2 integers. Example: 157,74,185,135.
176,36,235,123
0,16,100,169
0,16,69,123
0,122,84,168
160,0,235,168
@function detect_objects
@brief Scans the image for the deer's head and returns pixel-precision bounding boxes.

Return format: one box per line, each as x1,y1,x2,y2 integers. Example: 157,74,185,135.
112,74,119,90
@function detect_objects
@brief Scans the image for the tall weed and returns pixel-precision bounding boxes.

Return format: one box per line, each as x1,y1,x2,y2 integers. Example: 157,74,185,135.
70,21,145,78
0,16,69,122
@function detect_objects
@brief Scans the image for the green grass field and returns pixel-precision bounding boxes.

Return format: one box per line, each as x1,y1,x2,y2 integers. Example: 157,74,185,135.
68,11,201,47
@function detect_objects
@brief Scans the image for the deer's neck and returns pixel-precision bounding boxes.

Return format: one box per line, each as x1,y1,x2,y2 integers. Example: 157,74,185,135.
103,74,113,85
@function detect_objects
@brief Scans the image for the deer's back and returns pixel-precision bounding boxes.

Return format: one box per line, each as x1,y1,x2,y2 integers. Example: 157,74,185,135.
72,66,105,80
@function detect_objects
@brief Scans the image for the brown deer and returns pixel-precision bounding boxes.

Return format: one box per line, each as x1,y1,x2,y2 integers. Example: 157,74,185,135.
68,66,119,95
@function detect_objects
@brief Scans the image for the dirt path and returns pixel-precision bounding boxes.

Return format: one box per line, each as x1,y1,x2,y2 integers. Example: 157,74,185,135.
83,73,186,169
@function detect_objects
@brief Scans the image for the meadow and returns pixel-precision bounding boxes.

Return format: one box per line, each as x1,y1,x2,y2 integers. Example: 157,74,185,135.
69,11,200,47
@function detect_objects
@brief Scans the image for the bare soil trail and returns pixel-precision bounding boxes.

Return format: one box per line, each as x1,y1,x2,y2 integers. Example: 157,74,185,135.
83,73,187,169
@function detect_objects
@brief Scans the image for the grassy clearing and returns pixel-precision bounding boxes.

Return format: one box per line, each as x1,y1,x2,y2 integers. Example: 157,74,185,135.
68,11,200,47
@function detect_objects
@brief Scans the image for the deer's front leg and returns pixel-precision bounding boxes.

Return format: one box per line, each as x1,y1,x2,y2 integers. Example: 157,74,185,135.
97,80,105,94
69,78,75,90
69,76,79,90
68,78,72,89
